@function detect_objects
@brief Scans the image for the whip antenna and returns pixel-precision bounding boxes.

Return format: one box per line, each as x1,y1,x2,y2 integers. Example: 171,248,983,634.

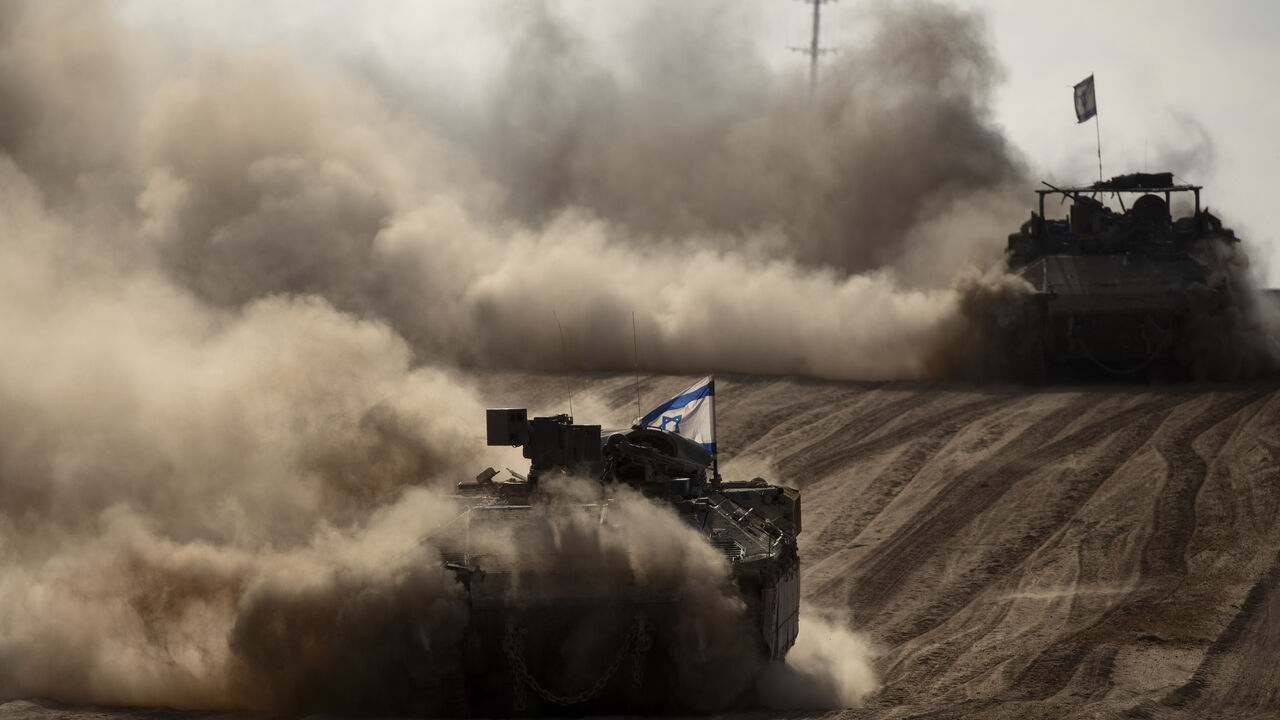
553,309,573,418
632,311,643,425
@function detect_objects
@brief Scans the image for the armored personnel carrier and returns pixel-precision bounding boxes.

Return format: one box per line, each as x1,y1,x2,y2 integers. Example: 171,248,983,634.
1005,171,1240,378
441,408,801,714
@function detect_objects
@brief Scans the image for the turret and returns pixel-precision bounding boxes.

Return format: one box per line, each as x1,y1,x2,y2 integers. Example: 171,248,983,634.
485,409,602,485
482,408,716,500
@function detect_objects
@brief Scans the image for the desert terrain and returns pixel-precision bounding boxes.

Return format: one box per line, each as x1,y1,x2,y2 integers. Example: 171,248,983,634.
2,372,1280,720
471,372,1280,720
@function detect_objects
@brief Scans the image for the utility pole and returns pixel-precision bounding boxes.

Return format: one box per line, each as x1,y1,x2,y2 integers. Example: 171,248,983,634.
791,0,836,94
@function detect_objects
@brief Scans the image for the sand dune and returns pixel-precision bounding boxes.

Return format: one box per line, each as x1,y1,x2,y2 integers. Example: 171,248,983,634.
472,372,1280,719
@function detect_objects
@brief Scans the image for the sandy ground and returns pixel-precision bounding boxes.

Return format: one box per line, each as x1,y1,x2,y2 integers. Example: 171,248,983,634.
5,373,1280,720
468,372,1280,720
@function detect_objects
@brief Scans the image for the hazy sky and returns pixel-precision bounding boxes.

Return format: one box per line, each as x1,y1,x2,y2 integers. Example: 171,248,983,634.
115,0,1280,283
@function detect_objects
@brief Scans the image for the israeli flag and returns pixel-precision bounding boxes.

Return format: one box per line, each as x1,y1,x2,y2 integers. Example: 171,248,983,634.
1074,74,1097,123
639,376,715,454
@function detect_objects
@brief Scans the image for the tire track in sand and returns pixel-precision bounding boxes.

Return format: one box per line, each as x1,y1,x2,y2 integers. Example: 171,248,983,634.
847,393,1187,642
1006,390,1266,702
797,394,1016,589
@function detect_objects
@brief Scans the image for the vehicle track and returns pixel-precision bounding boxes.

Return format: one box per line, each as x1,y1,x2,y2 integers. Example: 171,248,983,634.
1003,391,1266,702
846,394,1178,627
468,373,1280,720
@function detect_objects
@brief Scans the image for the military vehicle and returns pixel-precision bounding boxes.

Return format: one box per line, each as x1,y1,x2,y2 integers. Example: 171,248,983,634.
441,408,801,714
1005,171,1240,378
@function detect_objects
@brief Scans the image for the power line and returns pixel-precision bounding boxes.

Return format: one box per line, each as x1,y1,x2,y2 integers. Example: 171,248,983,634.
789,0,837,94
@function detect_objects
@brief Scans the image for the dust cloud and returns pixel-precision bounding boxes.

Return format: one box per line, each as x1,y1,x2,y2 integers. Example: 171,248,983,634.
476,1,1023,274
758,614,881,710
110,0,1030,380
923,269,1042,382
1183,241,1280,379
0,133,489,709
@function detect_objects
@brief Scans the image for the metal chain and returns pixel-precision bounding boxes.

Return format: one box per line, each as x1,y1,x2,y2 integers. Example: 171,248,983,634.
503,614,649,707
512,661,527,712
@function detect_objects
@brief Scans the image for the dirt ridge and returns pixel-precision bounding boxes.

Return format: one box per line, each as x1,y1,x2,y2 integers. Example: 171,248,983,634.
469,373,1280,720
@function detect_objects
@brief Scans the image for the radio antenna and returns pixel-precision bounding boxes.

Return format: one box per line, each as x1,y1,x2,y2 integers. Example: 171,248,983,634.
632,311,643,425
552,309,573,418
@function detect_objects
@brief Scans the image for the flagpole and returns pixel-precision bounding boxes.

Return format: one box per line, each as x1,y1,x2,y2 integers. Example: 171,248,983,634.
709,376,720,484
1093,73,1103,182
631,311,642,425
552,310,573,418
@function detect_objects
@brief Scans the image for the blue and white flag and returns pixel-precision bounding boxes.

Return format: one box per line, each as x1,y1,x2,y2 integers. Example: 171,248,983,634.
1074,74,1097,123
639,376,715,454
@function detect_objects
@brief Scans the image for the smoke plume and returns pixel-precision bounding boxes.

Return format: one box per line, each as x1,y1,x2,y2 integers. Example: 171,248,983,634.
1182,241,1280,379
759,614,881,709
110,0,1030,380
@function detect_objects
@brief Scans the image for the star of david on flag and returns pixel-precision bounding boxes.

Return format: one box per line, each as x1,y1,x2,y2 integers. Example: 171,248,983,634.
639,376,715,454
1074,74,1097,123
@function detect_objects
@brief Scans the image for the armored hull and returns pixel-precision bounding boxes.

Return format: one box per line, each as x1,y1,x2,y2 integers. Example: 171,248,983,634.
1005,172,1238,378
442,410,801,714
